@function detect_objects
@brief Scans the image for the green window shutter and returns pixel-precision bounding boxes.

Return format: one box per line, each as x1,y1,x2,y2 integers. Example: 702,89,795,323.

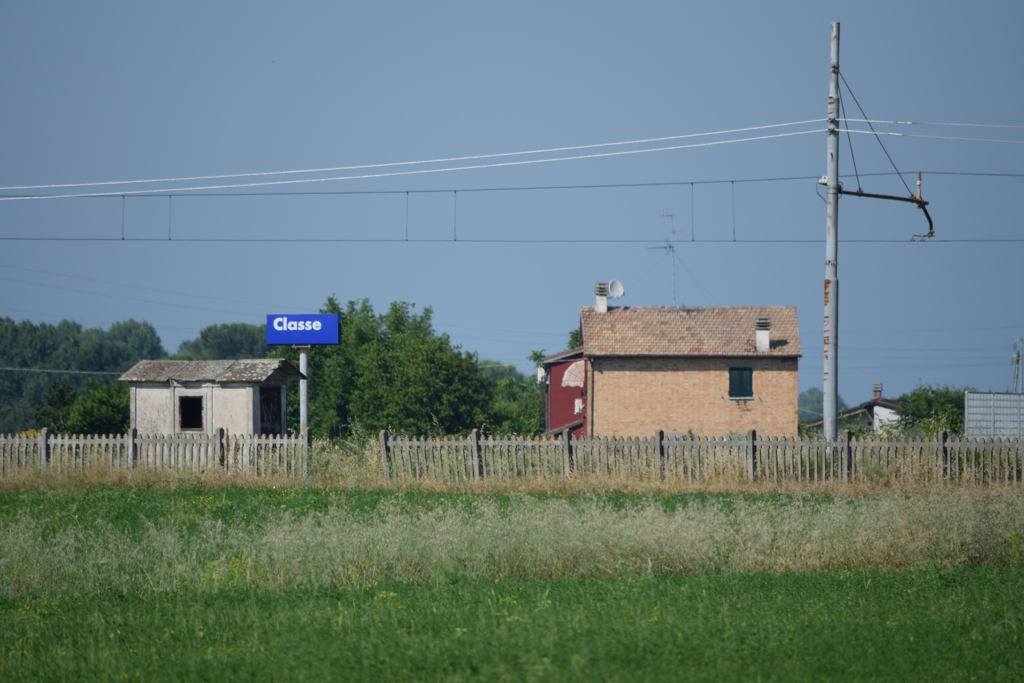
729,367,753,398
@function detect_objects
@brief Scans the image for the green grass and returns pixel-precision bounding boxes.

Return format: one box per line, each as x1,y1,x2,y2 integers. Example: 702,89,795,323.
0,485,830,538
2,485,1023,680
3,569,1022,681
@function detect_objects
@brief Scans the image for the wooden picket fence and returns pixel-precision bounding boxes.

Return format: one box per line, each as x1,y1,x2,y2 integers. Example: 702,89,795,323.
0,429,310,479
379,429,1024,486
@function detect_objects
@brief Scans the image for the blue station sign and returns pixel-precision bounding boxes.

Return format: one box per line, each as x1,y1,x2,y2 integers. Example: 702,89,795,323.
266,314,339,345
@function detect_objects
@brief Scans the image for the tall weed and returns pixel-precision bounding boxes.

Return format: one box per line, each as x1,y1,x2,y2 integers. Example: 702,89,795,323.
2,489,1022,598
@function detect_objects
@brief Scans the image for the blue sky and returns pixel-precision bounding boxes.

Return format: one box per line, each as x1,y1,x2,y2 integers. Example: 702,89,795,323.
2,1,1022,406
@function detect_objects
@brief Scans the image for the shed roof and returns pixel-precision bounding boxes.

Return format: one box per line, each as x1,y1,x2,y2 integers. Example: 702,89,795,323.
580,306,800,357
119,359,305,384
538,347,584,365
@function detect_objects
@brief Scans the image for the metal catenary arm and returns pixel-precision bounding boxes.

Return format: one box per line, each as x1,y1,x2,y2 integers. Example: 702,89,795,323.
839,172,933,240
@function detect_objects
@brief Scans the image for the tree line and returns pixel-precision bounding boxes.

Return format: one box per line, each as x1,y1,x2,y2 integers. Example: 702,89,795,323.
1,299,544,438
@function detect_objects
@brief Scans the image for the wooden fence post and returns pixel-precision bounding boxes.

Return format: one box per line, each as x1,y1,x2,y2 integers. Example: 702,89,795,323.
216,428,226,472
748,429,757,482
38,428,49,469
655,429,665,481
379,430,391,482
938,431,948,481
844,431,853,483
470,429,481,479
561,428,573,476
129,428,138,469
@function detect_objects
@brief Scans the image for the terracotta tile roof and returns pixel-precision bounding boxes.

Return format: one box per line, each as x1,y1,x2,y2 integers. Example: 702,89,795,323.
580,306,800,357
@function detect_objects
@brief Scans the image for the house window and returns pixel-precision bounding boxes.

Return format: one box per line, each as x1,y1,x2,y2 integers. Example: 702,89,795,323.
179,396,203,431
729,367,753,400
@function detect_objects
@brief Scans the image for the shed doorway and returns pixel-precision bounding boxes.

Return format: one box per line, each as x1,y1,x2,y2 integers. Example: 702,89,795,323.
260,387,284,435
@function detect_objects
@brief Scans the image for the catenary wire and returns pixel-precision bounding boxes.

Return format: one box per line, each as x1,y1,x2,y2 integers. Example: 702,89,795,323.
843,129,1024,145
0,366,121,376
0,275,267,317
4,171,1022,200
0,305,203,335
0,263,295,311
2,236,1020,243
839,90,862,191
841,119,1024,130
0,120,825,192
838,71,914,195
0,129,824,201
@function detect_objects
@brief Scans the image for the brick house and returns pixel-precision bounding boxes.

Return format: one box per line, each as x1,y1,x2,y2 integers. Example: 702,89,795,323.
541,301,801,438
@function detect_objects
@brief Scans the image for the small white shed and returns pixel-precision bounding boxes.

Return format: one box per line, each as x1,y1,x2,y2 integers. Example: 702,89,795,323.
119,359,305,436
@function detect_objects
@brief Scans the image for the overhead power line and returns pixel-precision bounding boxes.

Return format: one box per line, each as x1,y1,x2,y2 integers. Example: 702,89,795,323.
5,170,1020,201
842,119,1024,130
0,117,1012,196
0,263,294,312
0,366,121,376
0,120,824,192
837,72,914,196
843,129,1024,145
0,129,824,201
0,275,265,317
1,236,1021,244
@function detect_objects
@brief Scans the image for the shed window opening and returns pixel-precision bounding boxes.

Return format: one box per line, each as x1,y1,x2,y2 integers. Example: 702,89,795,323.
729,367,753,400
179,396,204,430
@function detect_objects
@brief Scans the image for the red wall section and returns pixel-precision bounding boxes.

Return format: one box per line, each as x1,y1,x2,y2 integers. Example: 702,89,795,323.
546,359,587,436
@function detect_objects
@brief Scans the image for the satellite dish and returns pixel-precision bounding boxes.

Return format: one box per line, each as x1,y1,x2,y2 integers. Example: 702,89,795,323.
607,279,625,299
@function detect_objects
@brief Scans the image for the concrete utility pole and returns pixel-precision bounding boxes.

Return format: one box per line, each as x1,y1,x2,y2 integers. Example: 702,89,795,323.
823,22,841,440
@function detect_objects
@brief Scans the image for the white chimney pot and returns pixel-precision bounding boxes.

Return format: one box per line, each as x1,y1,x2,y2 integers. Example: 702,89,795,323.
595,282,609,313
755,317,771,353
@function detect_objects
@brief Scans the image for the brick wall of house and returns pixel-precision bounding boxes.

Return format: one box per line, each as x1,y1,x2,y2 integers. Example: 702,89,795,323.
589,356,799,437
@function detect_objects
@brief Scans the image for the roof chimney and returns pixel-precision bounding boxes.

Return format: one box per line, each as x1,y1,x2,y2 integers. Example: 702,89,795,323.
873,382,882,399
755,317,771,353
595,282,609,313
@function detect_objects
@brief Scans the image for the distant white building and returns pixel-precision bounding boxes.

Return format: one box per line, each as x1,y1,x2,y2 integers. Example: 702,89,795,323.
119,360,305,436
806,383,899,434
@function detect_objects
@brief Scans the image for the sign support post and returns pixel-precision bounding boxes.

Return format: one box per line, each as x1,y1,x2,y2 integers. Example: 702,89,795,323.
293,345,310,433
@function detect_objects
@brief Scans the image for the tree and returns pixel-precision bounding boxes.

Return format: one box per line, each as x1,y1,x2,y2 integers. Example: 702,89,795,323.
176,323,267,360
0,317,166,433
270,297,491,437
103,319,165,363
66,379,130,435
32,379,80,433
797,387,847,423
568,329,580,350
349,301,489,435
479,360,545,436
894,384,972,436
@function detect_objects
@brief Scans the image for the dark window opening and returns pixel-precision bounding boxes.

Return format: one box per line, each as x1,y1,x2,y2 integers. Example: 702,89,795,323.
729,367,753,399
179,396,203,430
260,387,283,435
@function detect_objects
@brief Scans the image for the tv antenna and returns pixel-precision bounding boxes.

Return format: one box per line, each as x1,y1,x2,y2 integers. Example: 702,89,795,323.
649,213,678,306
1014,339,1023,393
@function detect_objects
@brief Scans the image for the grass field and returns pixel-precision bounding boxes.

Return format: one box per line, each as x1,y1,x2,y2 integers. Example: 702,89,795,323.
2,482,1023,680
